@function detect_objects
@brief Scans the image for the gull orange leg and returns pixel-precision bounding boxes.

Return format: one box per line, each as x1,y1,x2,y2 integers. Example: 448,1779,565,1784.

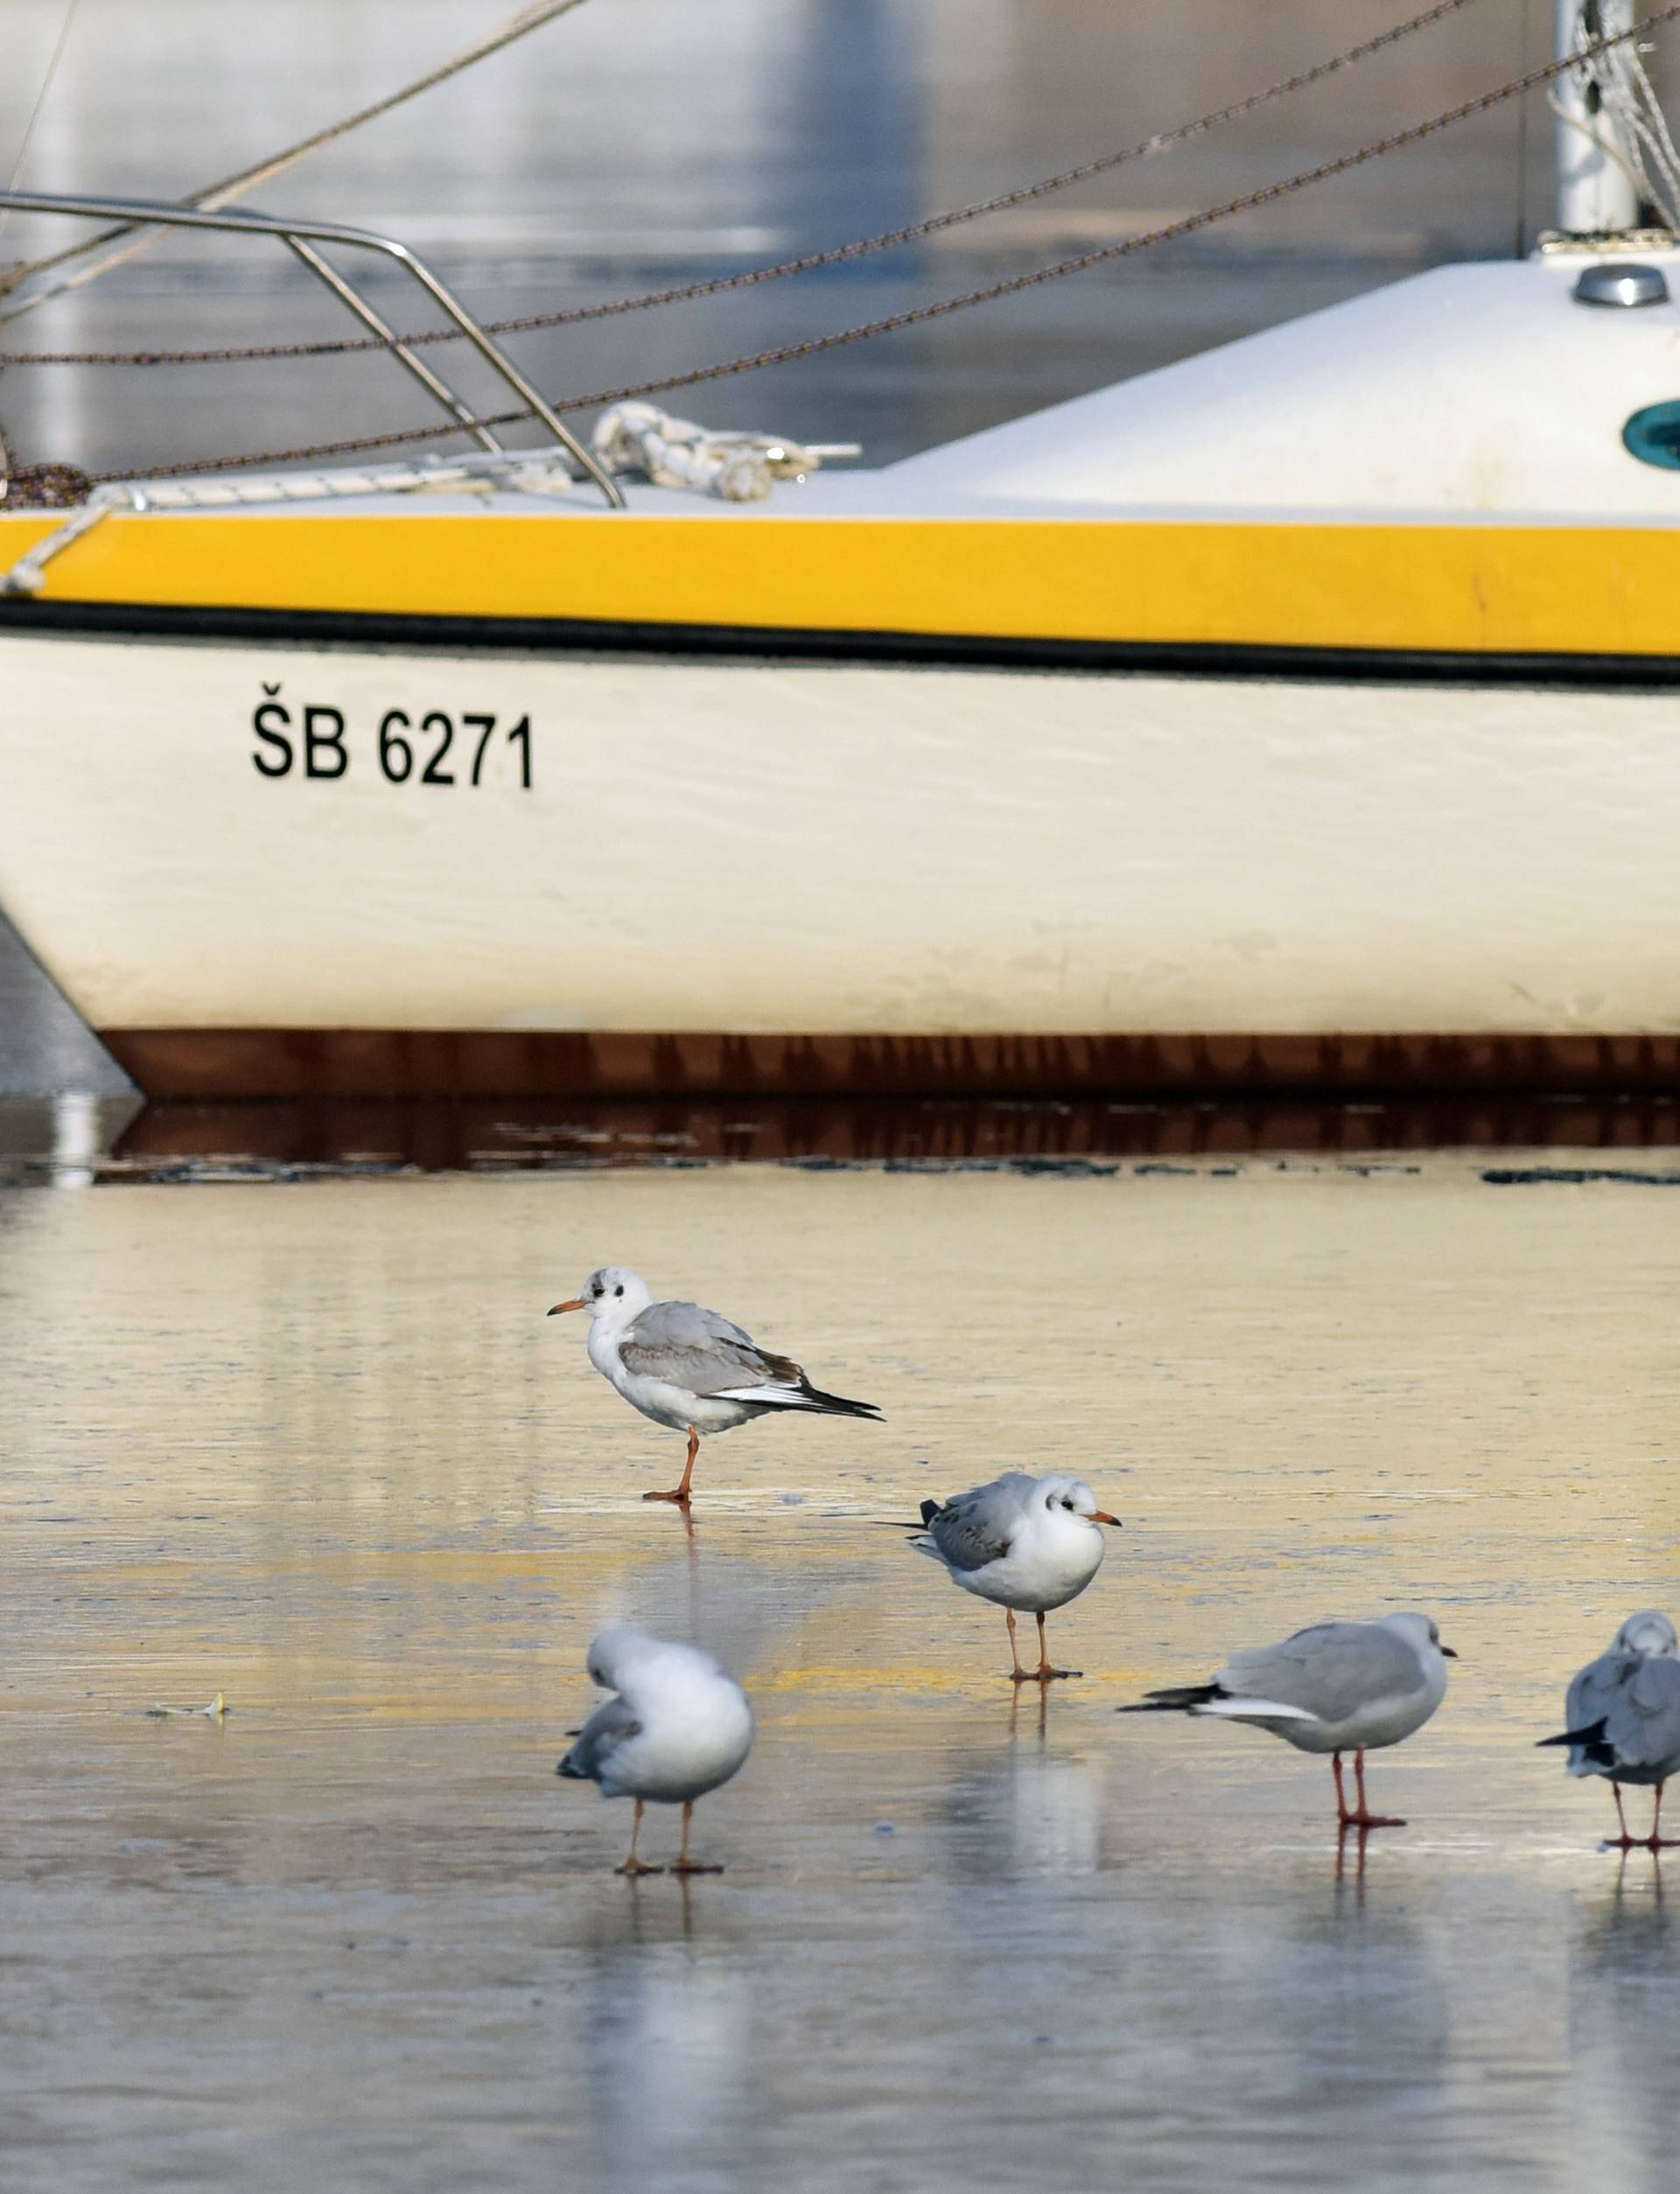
645,1425,700,1505
1607,1780,1638,1850
1346,1748,1405,1830
1032,1609,1082,1682
1005,1609,1032,1683
1645,1780,1678,1852
1335,1748,1404,1830
671,1799,724,1876
616,1798,662,1877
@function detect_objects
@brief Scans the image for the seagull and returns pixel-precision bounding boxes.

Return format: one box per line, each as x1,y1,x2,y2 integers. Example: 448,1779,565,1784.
910,1472,1121,1682
1121,1613,1455,1829
1538,1609,1680,1850
556,1625,755,1876
549,1266,881,1504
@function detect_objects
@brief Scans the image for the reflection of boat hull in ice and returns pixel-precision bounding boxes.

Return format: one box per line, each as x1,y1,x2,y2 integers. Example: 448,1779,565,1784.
6,256,1680,1098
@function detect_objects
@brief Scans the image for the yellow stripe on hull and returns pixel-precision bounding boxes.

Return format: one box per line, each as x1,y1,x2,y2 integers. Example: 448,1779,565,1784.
4,509,1680,656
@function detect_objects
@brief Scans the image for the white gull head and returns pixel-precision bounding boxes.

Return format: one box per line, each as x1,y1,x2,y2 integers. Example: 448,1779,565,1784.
1381,1611,1456,1666
1032,1473,1112,1531
550,1266,654,1326
1615,1609,1678,1658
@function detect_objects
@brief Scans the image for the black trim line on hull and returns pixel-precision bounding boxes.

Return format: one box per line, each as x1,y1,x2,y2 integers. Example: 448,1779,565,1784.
4,597,1680,689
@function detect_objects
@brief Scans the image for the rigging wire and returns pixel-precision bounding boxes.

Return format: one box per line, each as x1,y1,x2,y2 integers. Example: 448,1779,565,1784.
1,0,1492,369
0,0,594,316
1,0,83,496
1,0,83,228
80,1,1680,488
1513,0,1532,257
1548,1,1680,224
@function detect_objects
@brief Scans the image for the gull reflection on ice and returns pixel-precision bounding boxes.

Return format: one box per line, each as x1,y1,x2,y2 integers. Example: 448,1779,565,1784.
1177,1866,1455,2191
1566,1857,1680,2186
580,1926,759,2193
942,1688,1102,1881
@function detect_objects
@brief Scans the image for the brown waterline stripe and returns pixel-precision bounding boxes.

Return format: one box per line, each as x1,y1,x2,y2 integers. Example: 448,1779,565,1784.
103,1094,1680,1173
96,1029,1680,1106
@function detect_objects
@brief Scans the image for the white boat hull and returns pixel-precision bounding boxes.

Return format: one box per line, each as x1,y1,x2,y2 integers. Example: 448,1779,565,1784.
3,627,1678,1095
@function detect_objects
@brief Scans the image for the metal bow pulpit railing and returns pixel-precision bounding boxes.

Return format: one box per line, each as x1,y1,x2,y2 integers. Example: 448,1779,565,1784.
0,188,626,510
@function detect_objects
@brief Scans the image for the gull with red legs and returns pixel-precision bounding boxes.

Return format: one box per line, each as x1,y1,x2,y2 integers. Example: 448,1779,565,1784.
550,1266,880,1505
910,1472,1122,1682
1121,1612,1455,1829
1539,1610,1680,1852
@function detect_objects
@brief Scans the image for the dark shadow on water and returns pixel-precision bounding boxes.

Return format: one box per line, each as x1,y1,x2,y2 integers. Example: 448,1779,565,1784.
24,1091,1680,1180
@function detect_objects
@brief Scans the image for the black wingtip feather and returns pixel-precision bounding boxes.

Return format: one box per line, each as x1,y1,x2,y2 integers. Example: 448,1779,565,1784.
797,1378,884,1421
1117,1682,1225,1714
919,1498,941,1526
1537,1719,1612,1757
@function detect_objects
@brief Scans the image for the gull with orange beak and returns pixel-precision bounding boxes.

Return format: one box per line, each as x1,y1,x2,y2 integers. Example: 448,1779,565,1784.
910,1472,1122,1681
548,1266,881,1504
1121,1613,1455,1830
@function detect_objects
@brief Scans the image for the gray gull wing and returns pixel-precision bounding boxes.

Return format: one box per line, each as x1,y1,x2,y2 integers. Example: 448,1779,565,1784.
926,1474,1041,1572
1217,1621,1428,1724
619,1300,794,1397
557,1695,640,1784
1565,1646,1634,1742
1604,1657,1680,1773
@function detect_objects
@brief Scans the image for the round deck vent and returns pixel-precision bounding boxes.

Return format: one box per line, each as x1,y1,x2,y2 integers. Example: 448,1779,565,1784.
1623,400,1680,467
1574,262,1670,308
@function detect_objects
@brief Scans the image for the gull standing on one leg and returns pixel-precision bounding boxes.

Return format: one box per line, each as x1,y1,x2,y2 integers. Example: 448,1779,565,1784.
1121,1613,1455,1829
556,1626,755,1875
549,1266,882,1504
1538,1610,1680,1851
910,1472,1122,1682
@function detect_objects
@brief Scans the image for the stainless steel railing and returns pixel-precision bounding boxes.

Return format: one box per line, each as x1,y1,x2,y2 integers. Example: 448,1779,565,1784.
0,189,626,509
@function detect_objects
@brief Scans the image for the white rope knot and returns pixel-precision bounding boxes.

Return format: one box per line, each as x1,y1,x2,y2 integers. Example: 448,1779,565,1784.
590,400,830,501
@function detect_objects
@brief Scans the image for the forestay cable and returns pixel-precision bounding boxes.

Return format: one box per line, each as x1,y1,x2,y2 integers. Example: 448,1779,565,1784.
0,0,594,316
80,3,1680,487
2,0,1490,368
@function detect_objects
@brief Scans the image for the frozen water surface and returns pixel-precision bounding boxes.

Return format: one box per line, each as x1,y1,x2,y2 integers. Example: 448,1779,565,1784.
4,9,1679,2183
0,1156,1675,2189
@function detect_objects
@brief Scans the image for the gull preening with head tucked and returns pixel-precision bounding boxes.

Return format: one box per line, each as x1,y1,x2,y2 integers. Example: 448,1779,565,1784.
1123,1613,1455,1829
549,1266,881,1504
556,1625,755,1876
910,1471,1122,1682
1538,1609,1680,1850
